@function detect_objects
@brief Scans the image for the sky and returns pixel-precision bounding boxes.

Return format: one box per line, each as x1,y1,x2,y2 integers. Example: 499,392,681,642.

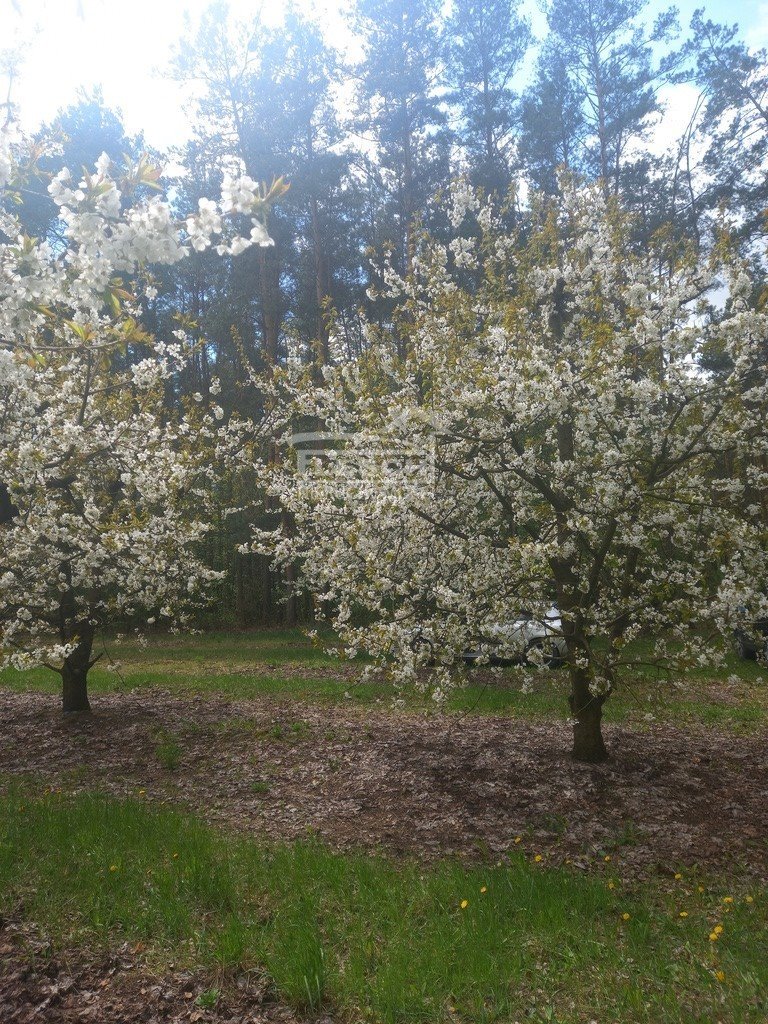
0,0,766,152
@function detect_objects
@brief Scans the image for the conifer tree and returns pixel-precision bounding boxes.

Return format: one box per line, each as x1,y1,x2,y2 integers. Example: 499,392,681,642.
445,0,531,198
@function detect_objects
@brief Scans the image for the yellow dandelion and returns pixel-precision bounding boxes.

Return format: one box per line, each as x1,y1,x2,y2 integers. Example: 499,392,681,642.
172,852,179,859
715,970,725,983
679,911,688,918
534,854,543,863
607,881,615,890
698,886,705,893
622,913,631,921
109,864,118,872
604,855,611,862
745,895,754,904
480,886,487,894
460,900,469,910
709,932,719,942
514,836,522,844
138,789,146,796
674,873,683,880
723,896,733,904
714,925,723,935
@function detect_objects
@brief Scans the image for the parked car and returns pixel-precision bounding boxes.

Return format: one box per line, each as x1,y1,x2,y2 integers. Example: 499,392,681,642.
462,607,566,668
409,608,566,669
734,616,768,661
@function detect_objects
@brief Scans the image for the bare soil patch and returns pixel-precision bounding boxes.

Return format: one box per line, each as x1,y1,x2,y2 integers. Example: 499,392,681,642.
1,690,766,880
0,918,305,1024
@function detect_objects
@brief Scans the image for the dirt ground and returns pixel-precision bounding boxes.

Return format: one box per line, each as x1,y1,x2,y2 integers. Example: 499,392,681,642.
2,688,767,1022
0,917,308,1024
1,689,766,879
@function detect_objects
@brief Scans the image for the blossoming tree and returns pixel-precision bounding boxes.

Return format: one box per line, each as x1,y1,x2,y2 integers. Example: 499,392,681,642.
257,182,768,762
0,127,278,712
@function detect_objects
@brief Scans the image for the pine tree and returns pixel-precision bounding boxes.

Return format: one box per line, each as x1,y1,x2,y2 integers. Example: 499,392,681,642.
682,11,768,251
445,0,531,198
352,0,450,277
542,0,678,195
518,45,585,195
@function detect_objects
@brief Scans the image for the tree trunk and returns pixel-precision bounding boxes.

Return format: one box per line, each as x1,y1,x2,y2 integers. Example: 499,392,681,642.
310,193,331,366
258,245,281,364
61,624,95,714
284,568,298,627
282,511,298,628
568,666,609,763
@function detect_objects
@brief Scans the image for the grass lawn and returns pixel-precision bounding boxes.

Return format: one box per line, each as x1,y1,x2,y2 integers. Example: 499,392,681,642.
1,627,767,732
1,629,767,1022
1,788,765,1023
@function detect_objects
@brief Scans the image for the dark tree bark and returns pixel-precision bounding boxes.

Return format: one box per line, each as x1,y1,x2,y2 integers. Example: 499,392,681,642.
552,529,610,762
310,192,331,363
568,666,609,762
282,510,298,628
0,482,19,524
60,623,95,714
259,245,281,364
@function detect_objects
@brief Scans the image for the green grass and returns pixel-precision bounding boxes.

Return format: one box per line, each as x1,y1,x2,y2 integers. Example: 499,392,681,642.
3,633,765,1019
1,789,766,1023
1,628,767,732
153,730,183,771
111,627,340,666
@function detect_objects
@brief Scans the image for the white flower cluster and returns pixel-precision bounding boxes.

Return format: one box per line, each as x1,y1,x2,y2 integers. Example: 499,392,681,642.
0,127,275,351
0,130,274,684
254,180,768,725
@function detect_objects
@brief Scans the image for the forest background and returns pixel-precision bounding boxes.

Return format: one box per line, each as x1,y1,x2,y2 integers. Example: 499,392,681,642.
4,0,766,628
